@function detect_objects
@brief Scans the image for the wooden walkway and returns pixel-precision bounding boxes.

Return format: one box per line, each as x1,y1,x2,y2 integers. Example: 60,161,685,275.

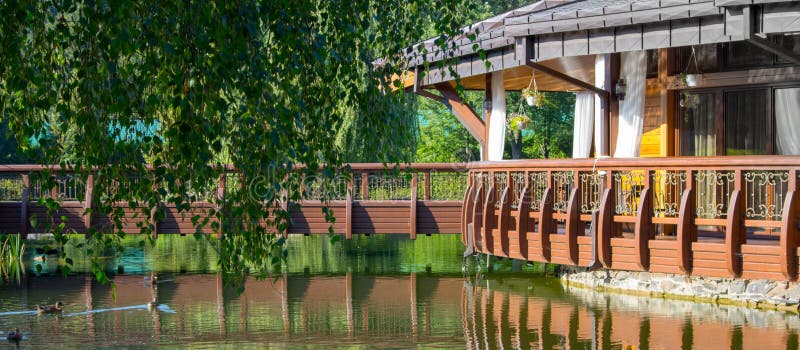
0,164,466,238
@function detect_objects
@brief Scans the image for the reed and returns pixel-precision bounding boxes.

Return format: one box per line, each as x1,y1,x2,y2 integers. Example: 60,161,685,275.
0,234,25,283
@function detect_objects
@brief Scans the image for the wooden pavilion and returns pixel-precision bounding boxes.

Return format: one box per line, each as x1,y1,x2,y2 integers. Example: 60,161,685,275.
407,0,800,280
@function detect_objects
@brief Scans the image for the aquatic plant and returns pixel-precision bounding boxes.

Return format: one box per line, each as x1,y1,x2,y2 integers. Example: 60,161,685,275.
0,234,25,284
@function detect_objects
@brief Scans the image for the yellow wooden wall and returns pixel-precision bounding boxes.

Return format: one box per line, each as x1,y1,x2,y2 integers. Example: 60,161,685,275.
640,78,664,157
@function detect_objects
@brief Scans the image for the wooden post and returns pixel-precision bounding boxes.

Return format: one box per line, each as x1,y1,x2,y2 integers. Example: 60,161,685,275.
281,188,289,239
20,174,29,239
346,177,353,240
780,169,798,280
83,174,94,234
634,170,653,270
482,74,492,160
565,172,580,265
423,172,431,200
471,175,485,253
658,48,676,157
676,170,696,273
597,172,615,267
410,173,418,240
725,170,744,277
216,173,226,239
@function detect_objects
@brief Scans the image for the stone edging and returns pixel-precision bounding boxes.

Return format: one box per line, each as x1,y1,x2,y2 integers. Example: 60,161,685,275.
560,268,800,313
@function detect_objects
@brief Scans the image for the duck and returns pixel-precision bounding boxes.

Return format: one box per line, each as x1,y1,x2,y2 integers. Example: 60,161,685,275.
37,301,64,314
147,297,159,311
6,328,22,341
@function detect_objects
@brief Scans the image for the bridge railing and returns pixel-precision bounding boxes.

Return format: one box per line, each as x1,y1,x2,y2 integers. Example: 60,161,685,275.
0,163,467,238
463,155,800,280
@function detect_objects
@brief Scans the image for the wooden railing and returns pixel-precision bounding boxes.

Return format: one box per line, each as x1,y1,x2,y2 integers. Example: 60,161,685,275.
463,156,800,280
0,163,467,239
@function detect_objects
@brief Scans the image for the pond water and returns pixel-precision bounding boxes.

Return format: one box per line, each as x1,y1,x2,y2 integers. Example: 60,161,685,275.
1,235,799,349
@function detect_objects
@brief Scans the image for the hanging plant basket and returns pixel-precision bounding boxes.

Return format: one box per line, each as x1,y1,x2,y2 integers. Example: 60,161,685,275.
508,113,530,133
680,91,700,108
522,88,546,107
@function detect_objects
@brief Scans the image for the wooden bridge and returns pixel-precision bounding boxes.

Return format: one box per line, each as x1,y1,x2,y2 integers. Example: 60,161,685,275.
0,163,465,239
463,156,800,281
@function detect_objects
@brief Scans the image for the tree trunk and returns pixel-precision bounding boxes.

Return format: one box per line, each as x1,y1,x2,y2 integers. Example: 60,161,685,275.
509,132,523,159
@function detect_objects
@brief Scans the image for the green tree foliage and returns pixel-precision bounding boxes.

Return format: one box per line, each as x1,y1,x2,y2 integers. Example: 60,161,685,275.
506,91,574,159
0,1,475,283
415,96,480,163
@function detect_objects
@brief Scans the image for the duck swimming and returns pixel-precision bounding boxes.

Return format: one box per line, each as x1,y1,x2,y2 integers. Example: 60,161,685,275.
6,328,22,341
147,297,158,310
37,301,64,314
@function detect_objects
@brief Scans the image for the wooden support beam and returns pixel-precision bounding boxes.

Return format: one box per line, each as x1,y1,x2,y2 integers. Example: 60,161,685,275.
515,173,531,260
725,170,744,277
597,187,614,268
676,170,696,274
496,173,511,257
658,48,676,157
780,169,798,280
421,84,487,146
538,187,553,262
20,174,29,239
565,173,580,265
462,173,476,247
633,171,653,271
526,61,610,98
410,173,418,240
471,175,485,253
482,173,497,254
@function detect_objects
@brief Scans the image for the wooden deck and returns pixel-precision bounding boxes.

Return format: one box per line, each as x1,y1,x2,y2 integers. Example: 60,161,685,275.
464,156,800,281
0,164,466,238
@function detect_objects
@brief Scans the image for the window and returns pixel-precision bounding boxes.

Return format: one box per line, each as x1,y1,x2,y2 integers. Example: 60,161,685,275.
677,85,800,156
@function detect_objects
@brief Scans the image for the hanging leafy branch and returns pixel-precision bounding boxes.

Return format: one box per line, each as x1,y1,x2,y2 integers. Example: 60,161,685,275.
0,0,474,284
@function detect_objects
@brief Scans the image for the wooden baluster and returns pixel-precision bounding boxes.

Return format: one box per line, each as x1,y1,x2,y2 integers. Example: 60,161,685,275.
677,170,696,274
516,171,531,260
410,173,418,240
361,172,369,200
471,174,484,253
481,172,496,254
565,172,580,265
423,172,431,201
20,174,29,239
496,171,511,257
598,170,614,268
725,170,744,277
461,172,475,246
538,171,553,262
780,169,798,280
634,170,653,271
84,174,94,237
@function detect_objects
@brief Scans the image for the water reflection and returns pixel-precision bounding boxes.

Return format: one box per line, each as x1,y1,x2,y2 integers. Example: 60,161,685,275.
0,235,798,348
1,272,798,348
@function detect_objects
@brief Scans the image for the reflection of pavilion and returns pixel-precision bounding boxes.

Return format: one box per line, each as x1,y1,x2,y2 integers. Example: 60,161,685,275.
464,276,800,349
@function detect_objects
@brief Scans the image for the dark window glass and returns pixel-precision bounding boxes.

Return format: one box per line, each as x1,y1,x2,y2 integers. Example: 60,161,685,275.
725,90,767,155
646,49,658,78
680,93,716,156
726,41,771,68
775,34,800,65
676,44,718,74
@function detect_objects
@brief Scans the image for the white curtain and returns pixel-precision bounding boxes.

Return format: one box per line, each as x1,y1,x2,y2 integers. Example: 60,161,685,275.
594,54,607,156
487,71,506,161
776,88,800,155
573,92,594,158
613,51,646,158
